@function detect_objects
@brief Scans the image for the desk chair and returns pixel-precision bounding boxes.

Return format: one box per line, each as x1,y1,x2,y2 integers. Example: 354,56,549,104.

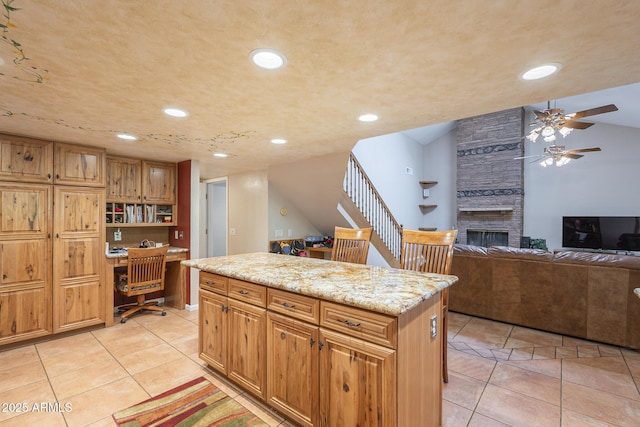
331,226,373,264
400,228,457,382
116,244,169,323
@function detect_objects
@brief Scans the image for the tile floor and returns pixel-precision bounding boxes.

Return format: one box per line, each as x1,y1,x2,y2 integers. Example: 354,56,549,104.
0,308,639,426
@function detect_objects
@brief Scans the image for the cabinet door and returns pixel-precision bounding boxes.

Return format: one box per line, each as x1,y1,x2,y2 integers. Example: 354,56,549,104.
267,313,319,427
0,136,53,183
0,183,52,344
106,156,142,202
228,298,266,399
318,328,397,427
53,186,105,333
199,289,228,374
142,160,175,204
54,143,106,187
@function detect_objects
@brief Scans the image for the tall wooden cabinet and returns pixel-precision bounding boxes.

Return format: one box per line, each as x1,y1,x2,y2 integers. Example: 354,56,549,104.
0,183,52,345
53,186,105,333
0,134,105,346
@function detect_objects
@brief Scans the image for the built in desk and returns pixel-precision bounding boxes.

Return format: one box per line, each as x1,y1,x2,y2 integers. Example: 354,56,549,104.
104,246,189,327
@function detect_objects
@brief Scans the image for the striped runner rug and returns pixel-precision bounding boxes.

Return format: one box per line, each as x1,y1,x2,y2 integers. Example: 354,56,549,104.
112,376,268,426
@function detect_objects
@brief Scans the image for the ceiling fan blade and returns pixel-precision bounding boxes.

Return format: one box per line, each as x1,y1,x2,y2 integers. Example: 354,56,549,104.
513,154,540,160
564,153,584,159
567,147,601,153
561,120,594,130
533,110,549,120
568,104,618,120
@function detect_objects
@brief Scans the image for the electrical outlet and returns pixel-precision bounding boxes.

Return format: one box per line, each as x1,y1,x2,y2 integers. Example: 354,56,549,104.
179,230,184,240
229,228,236,236
430,315,437,338
275,229,283,237
287,229,293,237
114,229,122,242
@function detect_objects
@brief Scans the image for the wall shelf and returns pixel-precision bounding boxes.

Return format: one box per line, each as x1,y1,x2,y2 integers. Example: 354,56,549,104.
419,204,438,209
459,207,513,214
419,180,438,187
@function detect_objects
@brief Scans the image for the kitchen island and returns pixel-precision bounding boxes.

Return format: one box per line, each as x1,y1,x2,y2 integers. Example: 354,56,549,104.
183,253,458,427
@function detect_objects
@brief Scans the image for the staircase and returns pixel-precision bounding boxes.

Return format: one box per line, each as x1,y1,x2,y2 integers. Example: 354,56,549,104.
342,153,401,267
268,151,403,267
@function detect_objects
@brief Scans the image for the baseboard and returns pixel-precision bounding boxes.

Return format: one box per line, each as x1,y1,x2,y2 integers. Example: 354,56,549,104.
185,303,198,312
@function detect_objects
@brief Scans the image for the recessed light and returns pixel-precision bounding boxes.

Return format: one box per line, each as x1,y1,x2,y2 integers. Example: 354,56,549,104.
213,152,228,158
521,63,562,80
163,107,189,118
358,113,379,122
250,48,287,70
116,133,137,141
271,138,287,144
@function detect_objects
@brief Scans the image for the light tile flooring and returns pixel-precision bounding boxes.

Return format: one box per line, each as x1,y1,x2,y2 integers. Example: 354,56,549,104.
0,308,638,426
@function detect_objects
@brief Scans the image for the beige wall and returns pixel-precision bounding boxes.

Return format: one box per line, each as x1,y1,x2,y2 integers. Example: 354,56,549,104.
228,170,269,254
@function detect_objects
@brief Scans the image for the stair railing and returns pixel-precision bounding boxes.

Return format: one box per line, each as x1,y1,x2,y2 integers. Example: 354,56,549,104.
343,153,402,260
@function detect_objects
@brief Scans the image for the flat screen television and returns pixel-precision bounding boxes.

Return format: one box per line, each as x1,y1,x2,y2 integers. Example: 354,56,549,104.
562,216,640,251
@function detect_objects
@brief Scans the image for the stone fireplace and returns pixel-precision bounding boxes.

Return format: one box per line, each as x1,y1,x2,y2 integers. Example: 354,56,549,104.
456,108,525,248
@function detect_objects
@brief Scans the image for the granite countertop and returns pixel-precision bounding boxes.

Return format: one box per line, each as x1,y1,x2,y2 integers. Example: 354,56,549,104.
183,253,458,316
106,246,189,259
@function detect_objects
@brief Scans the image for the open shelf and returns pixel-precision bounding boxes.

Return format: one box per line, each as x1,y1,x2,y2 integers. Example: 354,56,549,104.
419,180,438,187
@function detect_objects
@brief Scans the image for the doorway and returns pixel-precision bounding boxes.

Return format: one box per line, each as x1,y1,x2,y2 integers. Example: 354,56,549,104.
206,179,227,257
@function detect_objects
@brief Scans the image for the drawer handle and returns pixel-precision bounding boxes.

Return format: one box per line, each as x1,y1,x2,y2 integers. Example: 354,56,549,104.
282,302,296,309
238,290,249,295
344,320,361,328
205,281,213,285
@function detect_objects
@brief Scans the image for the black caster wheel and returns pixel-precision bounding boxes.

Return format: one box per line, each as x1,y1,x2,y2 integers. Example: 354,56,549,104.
161,311,167,316
120,318,127,323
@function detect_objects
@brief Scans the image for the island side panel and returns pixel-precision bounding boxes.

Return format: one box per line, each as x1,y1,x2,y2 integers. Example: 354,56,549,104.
397,292,442,427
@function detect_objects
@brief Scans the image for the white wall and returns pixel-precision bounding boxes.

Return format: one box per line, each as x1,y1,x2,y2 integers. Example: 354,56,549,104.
268,183,322,241
352,133,424,229
523,123,640,250
228,170,269,254
422,130,458,232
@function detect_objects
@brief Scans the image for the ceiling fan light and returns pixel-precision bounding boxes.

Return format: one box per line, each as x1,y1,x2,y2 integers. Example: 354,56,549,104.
558,127,573,137
543,134,556,143
526,130,540,142
545,157,554,166
539,159,548,167
541,126,555,137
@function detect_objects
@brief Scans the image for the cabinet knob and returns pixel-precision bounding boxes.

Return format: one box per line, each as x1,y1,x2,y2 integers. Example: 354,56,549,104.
318,340,324,350
310,338,315,347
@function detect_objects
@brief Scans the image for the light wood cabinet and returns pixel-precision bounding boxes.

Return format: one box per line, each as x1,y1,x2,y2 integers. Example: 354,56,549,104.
52,186,105,333
142,160,176,204
54,143,106,187
105,157,176,226
318,328,396,427
0,183,52,344
0,136,53,183
267,312,319,427
198,270,444,427
106,156,141,202
199,289,229,374
228,299,266,399
0,135,106,347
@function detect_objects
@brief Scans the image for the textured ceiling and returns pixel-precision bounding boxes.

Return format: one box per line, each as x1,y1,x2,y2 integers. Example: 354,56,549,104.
1,1,639,179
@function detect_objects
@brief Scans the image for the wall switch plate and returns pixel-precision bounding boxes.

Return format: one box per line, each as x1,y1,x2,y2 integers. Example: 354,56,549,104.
287,229,293,237
174,230,179,239
275,229,283,237
229,228,236,236
430,315,437,338
423,189,430,198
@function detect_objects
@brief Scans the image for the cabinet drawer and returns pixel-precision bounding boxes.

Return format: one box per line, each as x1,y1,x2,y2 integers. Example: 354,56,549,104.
320,301,397,349
229,279,266,307
267,289,319,324
200,272,228,295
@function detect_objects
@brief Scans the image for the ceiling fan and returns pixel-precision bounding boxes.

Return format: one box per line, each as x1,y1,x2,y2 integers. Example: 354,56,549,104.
526,101,618,143
515,145,601,167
